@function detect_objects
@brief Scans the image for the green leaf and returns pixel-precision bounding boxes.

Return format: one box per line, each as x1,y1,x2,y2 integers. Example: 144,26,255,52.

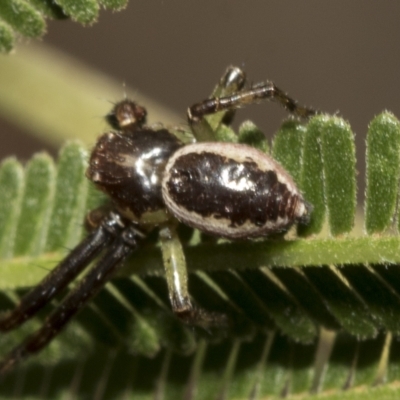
44,142,88,252
0,158,24,259
0,20,14,53
99,0,128,10
238,120,270,153
320,115,356,236
1,111,400,398
365,112,400,234
55,0,99,24
0,0,129,53
13,153,55,256
2,47,400,395
303,266,376,338
0,0,45,38
27,0,66,19
298,116,326,236
272,119,306,184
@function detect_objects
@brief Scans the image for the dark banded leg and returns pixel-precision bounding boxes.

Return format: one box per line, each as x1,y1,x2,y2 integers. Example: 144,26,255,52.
0,212,125,332
0,226,140,376
188,66,246,142
211,65,246,99
188,77,316,140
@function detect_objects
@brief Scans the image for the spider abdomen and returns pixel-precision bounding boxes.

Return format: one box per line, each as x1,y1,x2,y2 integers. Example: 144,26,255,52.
162,142,311,239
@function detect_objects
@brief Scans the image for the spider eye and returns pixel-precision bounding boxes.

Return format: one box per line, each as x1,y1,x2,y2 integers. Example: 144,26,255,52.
106,99,147,130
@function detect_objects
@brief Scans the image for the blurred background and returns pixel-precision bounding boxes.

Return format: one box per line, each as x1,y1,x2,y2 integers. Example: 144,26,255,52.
1,2,400,200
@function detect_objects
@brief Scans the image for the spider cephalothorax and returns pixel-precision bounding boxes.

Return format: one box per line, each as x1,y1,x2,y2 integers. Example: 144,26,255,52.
0,66,315,374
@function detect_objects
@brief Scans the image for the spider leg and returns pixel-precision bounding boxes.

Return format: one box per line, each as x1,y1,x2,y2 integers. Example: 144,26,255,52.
188,76,316,141
159,224,190,315
211,65,246,100
0,224,141,376
159,224,226,328
189,66,246,142
0,211,125,332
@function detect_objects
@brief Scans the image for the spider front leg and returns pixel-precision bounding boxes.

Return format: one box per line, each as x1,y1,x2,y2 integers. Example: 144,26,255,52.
0,215,143,375
159,223,225,328
0,209,123,332
188,69,316,142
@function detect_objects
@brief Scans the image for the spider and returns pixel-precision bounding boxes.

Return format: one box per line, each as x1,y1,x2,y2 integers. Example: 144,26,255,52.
0,66,315,375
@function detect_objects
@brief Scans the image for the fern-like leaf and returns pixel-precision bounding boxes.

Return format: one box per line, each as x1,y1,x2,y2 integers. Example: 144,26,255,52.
2,112,400,398
0,0,128,53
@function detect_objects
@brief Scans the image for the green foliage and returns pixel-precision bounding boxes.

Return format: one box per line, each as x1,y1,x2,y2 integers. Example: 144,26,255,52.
0,158,23,259
0,0,129,53
0,19,14,52
365,112,400,234
13,153,55,256
298,116,326,236
55,0,99,24
319,116,356,236
0,0,45,38
44,143,88,252
239,120,271,153
2,112,400,398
